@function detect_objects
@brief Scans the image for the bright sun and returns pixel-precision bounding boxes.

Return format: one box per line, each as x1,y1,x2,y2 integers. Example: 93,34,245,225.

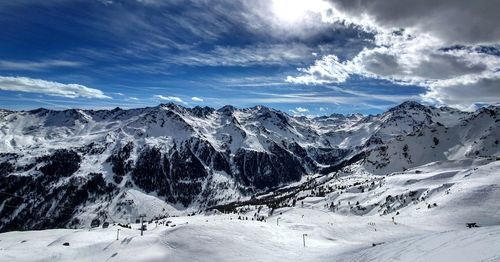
272,0,329,23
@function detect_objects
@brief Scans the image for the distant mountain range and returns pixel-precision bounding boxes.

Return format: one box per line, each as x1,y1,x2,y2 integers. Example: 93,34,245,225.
1,101,499,232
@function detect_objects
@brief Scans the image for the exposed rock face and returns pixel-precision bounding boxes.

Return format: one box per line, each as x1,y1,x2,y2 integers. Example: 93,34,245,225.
233,143,305,189
0,149,115,232
132,146,170,196
0,101,499,231
108,142,134,183
39,149,81,178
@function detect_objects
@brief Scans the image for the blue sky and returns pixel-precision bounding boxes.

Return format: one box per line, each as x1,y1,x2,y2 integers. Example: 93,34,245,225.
0,0,498,115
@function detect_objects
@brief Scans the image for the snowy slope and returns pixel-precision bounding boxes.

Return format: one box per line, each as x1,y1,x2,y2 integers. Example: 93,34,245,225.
336,226,500,262
1,156,499,261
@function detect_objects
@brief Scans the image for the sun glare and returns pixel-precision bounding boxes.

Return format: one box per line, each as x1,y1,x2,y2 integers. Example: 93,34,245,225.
272,0,329,23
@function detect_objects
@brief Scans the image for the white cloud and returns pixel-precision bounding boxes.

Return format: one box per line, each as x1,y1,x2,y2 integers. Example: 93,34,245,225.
191,96,204,102
290,106,310,115
286,54,351,85
0,76,110,99
288,33,500,110
288,31,499,86
295,107,309,113
319,107,327,112
287,1,500,109
422,76,500,111
153,95,183,103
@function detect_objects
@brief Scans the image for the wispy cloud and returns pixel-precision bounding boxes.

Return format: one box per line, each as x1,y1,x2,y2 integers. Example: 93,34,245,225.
46,1,358,72
165,43,315,67
216,92,391,111
0,76,110,99
215,76,288,88
325,86,420,103
0,59,83,71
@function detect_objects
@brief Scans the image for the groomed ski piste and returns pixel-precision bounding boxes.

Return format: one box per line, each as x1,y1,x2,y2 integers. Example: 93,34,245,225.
1,157,499,262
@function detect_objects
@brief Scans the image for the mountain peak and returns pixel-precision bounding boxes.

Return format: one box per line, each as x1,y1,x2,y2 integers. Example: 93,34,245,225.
217,105,237,114
159,102,184,110
390,101,426,110
387,101,433,114
190,106,215,118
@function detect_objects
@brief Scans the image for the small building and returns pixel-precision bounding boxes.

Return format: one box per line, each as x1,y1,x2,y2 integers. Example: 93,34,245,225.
90,218,100,228
466,223,479,228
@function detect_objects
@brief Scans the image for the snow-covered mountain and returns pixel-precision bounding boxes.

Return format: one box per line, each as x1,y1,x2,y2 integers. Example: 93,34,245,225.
0,101,499,232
